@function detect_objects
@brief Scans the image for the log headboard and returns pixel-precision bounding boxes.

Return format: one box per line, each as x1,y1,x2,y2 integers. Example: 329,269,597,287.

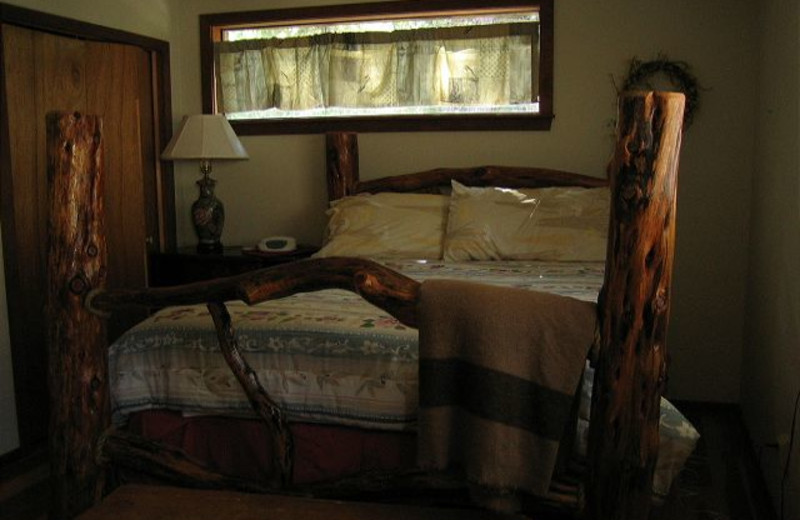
48,91,684,520
325,132,607,202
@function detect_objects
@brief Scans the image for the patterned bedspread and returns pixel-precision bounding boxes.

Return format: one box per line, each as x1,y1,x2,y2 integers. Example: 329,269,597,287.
109,259,698,497
110,260,603,428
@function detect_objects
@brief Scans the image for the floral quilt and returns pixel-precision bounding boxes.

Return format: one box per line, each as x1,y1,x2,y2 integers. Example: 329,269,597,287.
110,259,604,428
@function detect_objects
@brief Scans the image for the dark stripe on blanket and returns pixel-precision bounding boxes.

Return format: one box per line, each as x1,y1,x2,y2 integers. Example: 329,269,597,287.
419,358,575,441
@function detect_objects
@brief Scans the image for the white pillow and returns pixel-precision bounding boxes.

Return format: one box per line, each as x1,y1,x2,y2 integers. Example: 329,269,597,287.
314,192,449,259
443,181,609,261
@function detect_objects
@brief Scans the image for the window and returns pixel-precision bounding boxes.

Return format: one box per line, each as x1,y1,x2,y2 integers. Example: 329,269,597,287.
200,0,553,134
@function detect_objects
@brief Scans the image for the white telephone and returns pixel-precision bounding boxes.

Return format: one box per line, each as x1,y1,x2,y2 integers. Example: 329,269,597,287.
257,236,297,253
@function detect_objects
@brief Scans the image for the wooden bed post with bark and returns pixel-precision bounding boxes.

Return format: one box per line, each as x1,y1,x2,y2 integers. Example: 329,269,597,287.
586,91,685,520
326,132,359,200
46,112,109,519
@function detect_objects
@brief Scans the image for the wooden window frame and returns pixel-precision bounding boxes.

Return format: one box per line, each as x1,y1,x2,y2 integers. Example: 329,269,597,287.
200,0,553,135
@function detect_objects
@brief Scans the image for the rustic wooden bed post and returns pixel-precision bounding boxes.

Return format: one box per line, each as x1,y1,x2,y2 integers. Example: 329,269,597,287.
46,112,109,518
587,91,685,519
326,132,359,200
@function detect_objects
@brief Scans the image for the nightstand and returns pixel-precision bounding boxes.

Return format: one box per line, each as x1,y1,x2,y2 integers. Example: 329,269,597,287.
149,245,319,286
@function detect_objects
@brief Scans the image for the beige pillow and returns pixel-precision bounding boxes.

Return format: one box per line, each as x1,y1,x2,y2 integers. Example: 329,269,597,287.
443,181,610,261
314,192,449,259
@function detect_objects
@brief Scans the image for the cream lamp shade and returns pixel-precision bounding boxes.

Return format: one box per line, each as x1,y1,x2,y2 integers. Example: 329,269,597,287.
161,114,248,254
161,114,249,160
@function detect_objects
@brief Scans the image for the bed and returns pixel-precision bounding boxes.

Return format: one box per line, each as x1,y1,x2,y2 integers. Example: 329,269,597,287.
109,260,697,503
47,91,688,520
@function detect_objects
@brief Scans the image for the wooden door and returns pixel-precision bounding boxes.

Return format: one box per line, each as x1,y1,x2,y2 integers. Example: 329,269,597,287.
1,24,159,444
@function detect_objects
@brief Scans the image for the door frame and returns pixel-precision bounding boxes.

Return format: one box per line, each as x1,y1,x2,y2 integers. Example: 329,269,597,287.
0,2,175,453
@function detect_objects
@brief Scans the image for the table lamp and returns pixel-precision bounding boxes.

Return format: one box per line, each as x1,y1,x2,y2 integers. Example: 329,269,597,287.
161,114,249,253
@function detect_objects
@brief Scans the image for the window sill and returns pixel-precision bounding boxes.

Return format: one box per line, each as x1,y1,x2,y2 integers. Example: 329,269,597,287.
229,112,554,135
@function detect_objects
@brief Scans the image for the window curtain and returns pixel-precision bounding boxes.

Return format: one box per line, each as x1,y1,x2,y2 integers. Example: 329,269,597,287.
214,23,538,116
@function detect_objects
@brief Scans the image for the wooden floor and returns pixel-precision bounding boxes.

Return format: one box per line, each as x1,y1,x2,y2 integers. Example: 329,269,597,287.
0,403,777,520
650,402,777,520
0,446,49,520
76,484,523,520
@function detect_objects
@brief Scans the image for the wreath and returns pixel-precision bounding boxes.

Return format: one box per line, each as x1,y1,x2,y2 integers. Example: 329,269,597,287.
621,55,701,128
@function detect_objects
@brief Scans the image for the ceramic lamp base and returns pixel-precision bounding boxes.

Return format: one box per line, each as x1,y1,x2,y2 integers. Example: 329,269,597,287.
192,173,225,255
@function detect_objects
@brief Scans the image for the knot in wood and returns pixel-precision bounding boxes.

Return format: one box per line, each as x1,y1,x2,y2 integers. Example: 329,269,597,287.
654,289,668,313
621,183,637,201
64,141,73,153
355,271,374,290
622,302,635,328
69,274,89,295
90,376,101,390
87,243,99,257
625,142,636,156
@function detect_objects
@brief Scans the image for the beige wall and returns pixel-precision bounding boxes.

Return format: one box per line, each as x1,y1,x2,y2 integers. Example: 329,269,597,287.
742,0,800,516
2,0,172,40
167,0,758,403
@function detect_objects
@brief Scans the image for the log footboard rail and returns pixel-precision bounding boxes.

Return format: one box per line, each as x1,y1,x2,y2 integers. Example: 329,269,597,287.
87,258,420,489
47,91,684,519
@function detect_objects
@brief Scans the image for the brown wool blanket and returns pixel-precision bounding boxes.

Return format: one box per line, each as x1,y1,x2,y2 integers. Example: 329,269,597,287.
416,279,597,497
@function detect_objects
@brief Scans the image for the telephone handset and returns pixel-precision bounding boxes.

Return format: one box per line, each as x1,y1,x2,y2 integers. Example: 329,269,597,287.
258,236,297,253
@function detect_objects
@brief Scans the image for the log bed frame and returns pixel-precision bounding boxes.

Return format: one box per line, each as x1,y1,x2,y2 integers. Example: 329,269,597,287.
46,91,684,519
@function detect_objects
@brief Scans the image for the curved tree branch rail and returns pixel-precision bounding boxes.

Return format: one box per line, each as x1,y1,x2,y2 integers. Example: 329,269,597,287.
88,257,420,327
207,300,295,488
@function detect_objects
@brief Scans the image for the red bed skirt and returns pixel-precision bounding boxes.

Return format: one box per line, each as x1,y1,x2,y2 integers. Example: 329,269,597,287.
128,410,417,485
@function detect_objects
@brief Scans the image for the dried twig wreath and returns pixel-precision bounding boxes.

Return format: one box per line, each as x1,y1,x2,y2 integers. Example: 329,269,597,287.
621,55,701,128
